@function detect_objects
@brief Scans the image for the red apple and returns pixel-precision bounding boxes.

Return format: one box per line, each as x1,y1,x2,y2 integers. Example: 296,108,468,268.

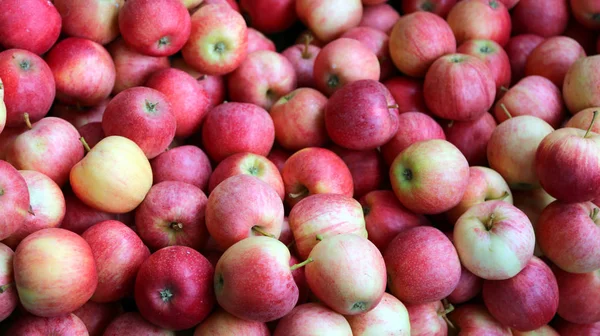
246,28,276,53
346,292,411,336
194,308,270,335
60,188,114,235
273,303,352,335
296,0,362,42
267,147,291,174
566,107,600,133
447,304,512,335
447,0,511,47
7,313,88,335
0,161,30,241
571,0,600,30
73,300,122,336
564,55,600,114
51,100,108,129
341,26,395,80
553,266,600,324
511,0,569,37
512,188,555,257
279,217,294,247
53,0,124,45
505,34,545,85
457,39,511,98
442,112,497,166
150,145,212,192
406,301,449,336
78,122,106,149
526,36,586,88
281,42,321,88
383,77,429,114
0,243,17,322
103,312,175,336
330,146,386,199
171,56,227,108
445,232,484,304
402,0,457,18
240,0,297,33
359,3,400,34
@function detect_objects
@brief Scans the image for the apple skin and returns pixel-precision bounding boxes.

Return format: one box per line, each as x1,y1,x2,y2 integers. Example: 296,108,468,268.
525,36,587,88
267,147,291,174
483,256,559,332
296,0,362,42
447,0,512,47
201,102,275,163
282,147,354,207
182,4,248,76
567,107,600,133
135,246,215,330
505,34,545,85
103,312,175,336
563,55,600,114
346,292,411,336
406,301,448,336
494,76,566,128
14,228,97,317
385,226,462,304
341,26,395,80
512,188,555,257
214,236,298,322
390,139,470,215
170,56,227,108
281,43,321,88
208,152,285,200
511,325,560,336
289,194,367,260
7,117,85,187
359,3,400,34
383,77,429,114
313,38,380,96
288,254,310,305
487,115,554,190
554,319,600,336
194,308,270,336
240,0,297,33
553,266,600,324
45,37,116,106
446,229,484,306
0,0,61,55
3,170,66,250
0,49,55,128
442,112,497,166
0,243,17,322
457,39,511,98
273,303,353,336
330,146,386,199
269,87,329,151
72,300,122,336
150,145,212,192
570,0,600,30
447,304,512,335
78,122,105,149
0,160,30,241
565,19,597,55
402,0,457,18
0,127,26,161
424,53,496,122
60,188,115,235
247,28,276,54
389,12,456,78
227,50,297,110
53,0,124,45
511,0,569,37
51,99,109,129
6,313,88,335
70,136,153,214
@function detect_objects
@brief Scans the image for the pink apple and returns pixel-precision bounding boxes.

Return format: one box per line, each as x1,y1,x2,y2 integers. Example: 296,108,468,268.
246,28,276,53
445,232,484,304
505,34,545,85
7,313,88,335
296,0,362,42
383,77,429,114
512,188,555,257
103,312,175,336
60,188,115,235
240,0,297,33
402,0,457,18
447,304,512,335
194,308,270,335
564,55,600,114
512,0,569,37
525,36,586,88
53,0,124,45
570,0,600,30
150,145,212,192
447,0,512,46
273,303,352,335
0,161,30,241
346,292,411,336
170,56,227,108
341,26,395,80
442,112,497,166
330,146,386,199
73,300,122,336
553,266,600,324
51,99,109,129
359,4,400,33
566,107,600,133
0,243,17,322
457,39,511,98
554,319,600,336
406,301,449,336
281,42,321,88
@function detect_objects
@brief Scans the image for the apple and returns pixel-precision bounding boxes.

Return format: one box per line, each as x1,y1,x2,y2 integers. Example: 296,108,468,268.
281,41,321,88
6,313,88,335
483,256,559,331
0,0,61,55
447,304,512,335
103,312,175,336
445,232,484,305
269,87,329,151
78,122,105,149
457,39,511,98
107,38,171,94
247,28,276,53
0,49,55,128
505,34,545,85
511,0,569,37
0,243,17,322
554,319,600,336
70,136,153,214
553,266,600,325
294,30,325,47
279,217,294,247
51,99,109,129
194,308,270,335
447,0,511,47
341,26,395,80
227,50,297,110
525,36,586,88
208,152,284,199
0,161,30,241
442,112,497,166
202,102,275,163
267,147,291,174
346,292,410,336
199,0,241,11
563,55,600,114
73,300,122,336
3,170,66,249
240,0,297,33
53,0,124,45
383,77,429,114
0,127,25,161
570,0,600,30
313,38,380,96
60,188,115,235
512,325,560,336
330,146,386,199
359,3,400,34
402,0,457,18
170,57,226,108
406,301,449,336
498,0,520,8
390,139,470,215
487,115,554,189
182,4,248,76
424,54,496,121
564,20,597,55
389,12,456,78
512,188,555,256
288,254,310,305
273,303,353,336
150,145,212,192
215,236,298,322
296,0,362,42
566,107,600,133
14,228,97,317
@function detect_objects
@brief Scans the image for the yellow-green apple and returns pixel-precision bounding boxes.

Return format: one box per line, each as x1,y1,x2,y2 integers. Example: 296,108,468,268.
288,194,366,259
45,37,115,106
390,139,470,214
7,117,85,187
325,79,399,150
295,0,362,42
494,76,566,128
406,301,449,336
447,304,512,335
0,49,55,127
269,88,328,151
194,308,270,336
268,147,291,174
505,34,545,84
118,0,190,57
3,170,65,249
305,234,386,315
227,50,297,110
330,146,386,199
51,99,109,129
389,12,456,77
566,107,600,132
201,102,275,163
182,4,248,76
445,231,484,304
345,292,410,336
383,77,428,114
487,115,554,189
512,325,560,336
61,189,115,235
402,0,457,18
341,26,394,80
246,28,276,54
53,0,124,45
70,136,153,214
208,152,284,200
273,303,353,336
0,0,61,55
145,68,210,139
482,256,559,331
240,0,297,33
454,200,535,280
554,266,600,324
512,188,555,257
537,201,600,273
281,41,321,88
447,0,512,46
82,220,150,303
103,312,175,336
313,38,380,96
170,56,227,108
424,54,496,121
446,166,513,224
77,122,105,149
442,112,497,166
525,36,586,87
563,55,600,113
359,3,400,34
385,226,461,304
457,39,511,98
360,190,428,252
14,228,97,317
214,236,298,322
150,145,212,192
381,112,445,166
0,161,29,241
6,313,88,335
0,243,16,322
570,0,600,30
107,38,170,95
73,300,122,336
135,246,214,330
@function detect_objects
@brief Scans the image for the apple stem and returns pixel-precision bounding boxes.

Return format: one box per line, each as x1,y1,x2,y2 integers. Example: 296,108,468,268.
486,191,510,201
302,33,313,59
80,137,91,153
23,113,32,129
0,283,12,293
590,207,599,221
485,213,496,230
27,205,35,216
290,257,314,270
316,234,324,241
447,120,454,128
288,187,309,200
286,240,295,249
252,226,275,238
500,86,509,92
500,104,512,119
387,104,399,109
584,111,598,138
440,299,456,329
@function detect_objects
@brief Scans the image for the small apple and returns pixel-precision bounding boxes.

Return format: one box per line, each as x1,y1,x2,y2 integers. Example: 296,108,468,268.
60,188,115,235
53,0,125,45
359,3,400,34
442,112,497,166
447,0,512,46
447,304,512,335
0,243,17,323
296,0,362,42
194,308,270,335
525,36,586,87
51,99,109,129
72,300,122,336
240,0,297,33
570,0,600,30
341,26,395,80
6,313,88,335
457,39,511,98
346,292,411,336
563,55,600,114
553,266,600,324
281,41,321,88
246,28,276,53
0,160,30,241
330,146,387,199
103,312,175,336
505,34,545,84
150,145,212,192
273,303,353,336
382,77,429,114
406,301,449,336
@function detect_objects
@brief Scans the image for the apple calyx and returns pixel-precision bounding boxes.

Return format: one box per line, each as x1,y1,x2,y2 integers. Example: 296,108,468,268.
288,186,309,200
214,42,226,54
351,301,368,313
80,137,91,153
0,283,13,293
19,59,31,71
23,113,32,129
593,13,600,22
362,206,371,216
0,188,4,196
197,74,207,81
327,74,340,89
439,299,456,329
290,257,314,270
479,44,493,54
402,168,413,181
159,288,174,303
302,33,314,59
251,226,275,238
144,100,159,114
485,191,510,202
169,222,184,231
158,36,170,47
590,207,599,221
500,103,512,119
584,110,598,138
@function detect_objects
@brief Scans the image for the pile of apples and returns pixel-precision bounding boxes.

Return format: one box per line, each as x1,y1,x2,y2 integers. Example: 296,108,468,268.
2,0,600,334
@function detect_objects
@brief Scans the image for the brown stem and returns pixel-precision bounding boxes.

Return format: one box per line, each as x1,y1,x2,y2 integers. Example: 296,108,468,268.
252,226,275,238
24,113,32,129
290,257,313,270
301,33,314,59
440,299,456,330
387,104,399,109
500,103,512,119
80,137,91,153
0,283,12,293
484,213,496,230
584,110,598,138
